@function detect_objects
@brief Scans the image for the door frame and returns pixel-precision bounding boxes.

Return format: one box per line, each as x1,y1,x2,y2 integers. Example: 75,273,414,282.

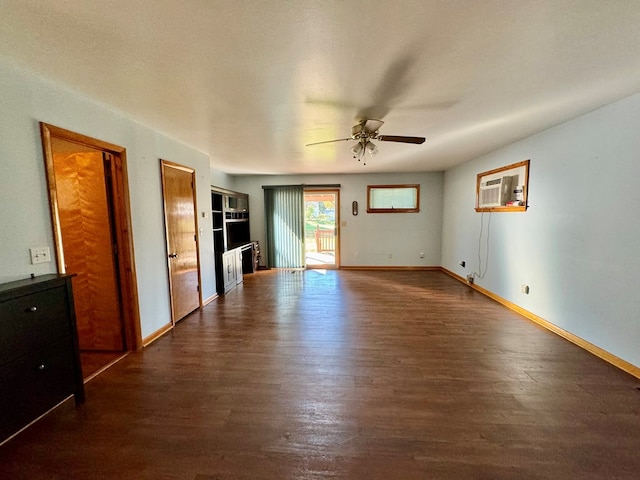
40,123,142,351
160,159,203,324
304,188,340,269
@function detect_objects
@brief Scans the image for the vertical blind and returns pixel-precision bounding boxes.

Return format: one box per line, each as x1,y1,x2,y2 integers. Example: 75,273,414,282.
264,185,305,268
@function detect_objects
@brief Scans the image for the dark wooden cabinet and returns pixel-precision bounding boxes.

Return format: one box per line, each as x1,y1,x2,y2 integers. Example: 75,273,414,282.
241,241,259,274
0,274,85,443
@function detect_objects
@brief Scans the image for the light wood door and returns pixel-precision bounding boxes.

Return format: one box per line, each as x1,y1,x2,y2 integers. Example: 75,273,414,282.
41,123,142,358
52,144,125,351
161,161,201,322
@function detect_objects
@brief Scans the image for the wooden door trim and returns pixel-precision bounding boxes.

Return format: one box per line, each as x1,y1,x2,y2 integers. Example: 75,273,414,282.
160,159,196,174
160,159,203,325
40,122,142,351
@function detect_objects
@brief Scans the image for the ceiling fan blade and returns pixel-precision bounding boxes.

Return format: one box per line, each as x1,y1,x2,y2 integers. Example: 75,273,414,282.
377,135,426,144
305,138,352,147
362,119,384,133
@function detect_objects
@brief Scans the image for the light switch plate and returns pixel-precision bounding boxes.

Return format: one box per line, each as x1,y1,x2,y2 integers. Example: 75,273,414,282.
30,247,51,264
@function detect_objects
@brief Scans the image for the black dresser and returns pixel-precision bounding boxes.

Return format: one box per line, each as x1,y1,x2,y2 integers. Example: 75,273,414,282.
0,274,85,442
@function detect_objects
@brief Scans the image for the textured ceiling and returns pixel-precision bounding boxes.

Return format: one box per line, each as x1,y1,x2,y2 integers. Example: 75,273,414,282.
2,0,640,174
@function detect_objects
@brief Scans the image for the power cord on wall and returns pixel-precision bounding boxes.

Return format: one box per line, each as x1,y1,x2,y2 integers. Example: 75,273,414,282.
468,211,491,283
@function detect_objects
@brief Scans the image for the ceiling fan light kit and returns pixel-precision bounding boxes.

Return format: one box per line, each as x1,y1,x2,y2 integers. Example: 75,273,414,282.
350,141,364,156
366,141,378,155
306,119,425,165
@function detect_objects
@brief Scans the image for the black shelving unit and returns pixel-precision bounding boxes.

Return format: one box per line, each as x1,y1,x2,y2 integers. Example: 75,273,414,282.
211,191,225,293
211,187,252,294
211,192,224,249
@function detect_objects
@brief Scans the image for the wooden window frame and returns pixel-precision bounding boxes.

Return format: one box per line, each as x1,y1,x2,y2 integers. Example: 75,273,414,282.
366,184,420,213
475,160,530,212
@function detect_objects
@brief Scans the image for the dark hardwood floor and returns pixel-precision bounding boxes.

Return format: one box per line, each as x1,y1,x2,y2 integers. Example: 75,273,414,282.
1,269,639,479
80,351,127,380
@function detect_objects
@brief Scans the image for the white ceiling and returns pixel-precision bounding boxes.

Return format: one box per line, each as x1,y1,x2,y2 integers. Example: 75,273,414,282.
2,1,640,175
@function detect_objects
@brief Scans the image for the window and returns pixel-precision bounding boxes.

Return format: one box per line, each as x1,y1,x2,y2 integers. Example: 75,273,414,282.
367,184,420,213
475,159,529,212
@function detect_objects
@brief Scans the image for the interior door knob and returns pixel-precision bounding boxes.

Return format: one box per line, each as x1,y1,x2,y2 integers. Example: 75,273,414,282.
168,252,179,258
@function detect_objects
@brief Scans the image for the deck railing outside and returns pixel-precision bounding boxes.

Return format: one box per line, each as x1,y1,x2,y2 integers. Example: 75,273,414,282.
314,226,335,253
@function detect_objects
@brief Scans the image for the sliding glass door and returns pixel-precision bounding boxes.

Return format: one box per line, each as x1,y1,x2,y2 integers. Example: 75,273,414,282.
304,190,339,269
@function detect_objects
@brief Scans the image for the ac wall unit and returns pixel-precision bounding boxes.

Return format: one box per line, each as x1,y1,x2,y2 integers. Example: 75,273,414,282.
479,176,514,207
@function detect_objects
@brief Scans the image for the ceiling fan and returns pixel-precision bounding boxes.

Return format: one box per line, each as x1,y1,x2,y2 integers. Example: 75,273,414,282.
305,119,425,165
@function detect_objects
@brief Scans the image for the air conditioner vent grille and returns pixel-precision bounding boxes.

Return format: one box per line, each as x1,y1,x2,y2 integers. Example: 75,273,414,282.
479,175,514,207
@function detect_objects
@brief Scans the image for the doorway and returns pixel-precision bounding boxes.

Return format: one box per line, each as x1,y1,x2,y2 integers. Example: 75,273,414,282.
160,160,202,323
304,190,340,268
41,123,142,379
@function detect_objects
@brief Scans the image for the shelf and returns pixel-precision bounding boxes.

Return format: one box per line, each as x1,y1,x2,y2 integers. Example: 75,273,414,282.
212,186,252,289
225,212,249,220
211,192,223,212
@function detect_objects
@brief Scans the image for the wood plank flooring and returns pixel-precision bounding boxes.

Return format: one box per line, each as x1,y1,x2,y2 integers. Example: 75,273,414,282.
1,269,639,479
80,351,127,379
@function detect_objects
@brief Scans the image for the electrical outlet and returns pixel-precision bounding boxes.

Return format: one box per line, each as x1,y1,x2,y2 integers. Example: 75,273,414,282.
30,247,51,264
466,274,474,285
387,253,392,258
419,252,424,258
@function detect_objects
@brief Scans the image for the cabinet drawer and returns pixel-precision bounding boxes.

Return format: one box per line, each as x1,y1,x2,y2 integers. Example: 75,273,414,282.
0,286,72,365
0,339,77,440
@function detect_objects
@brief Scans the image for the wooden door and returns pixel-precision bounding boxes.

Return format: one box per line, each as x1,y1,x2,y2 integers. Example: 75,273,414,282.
161,161,201,322
51,143,125,350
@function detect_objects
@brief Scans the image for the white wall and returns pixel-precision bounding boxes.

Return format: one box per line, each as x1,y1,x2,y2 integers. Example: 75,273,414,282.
0,57,217,339
209,167,236,191
234,172,443,267
442,92,640,368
